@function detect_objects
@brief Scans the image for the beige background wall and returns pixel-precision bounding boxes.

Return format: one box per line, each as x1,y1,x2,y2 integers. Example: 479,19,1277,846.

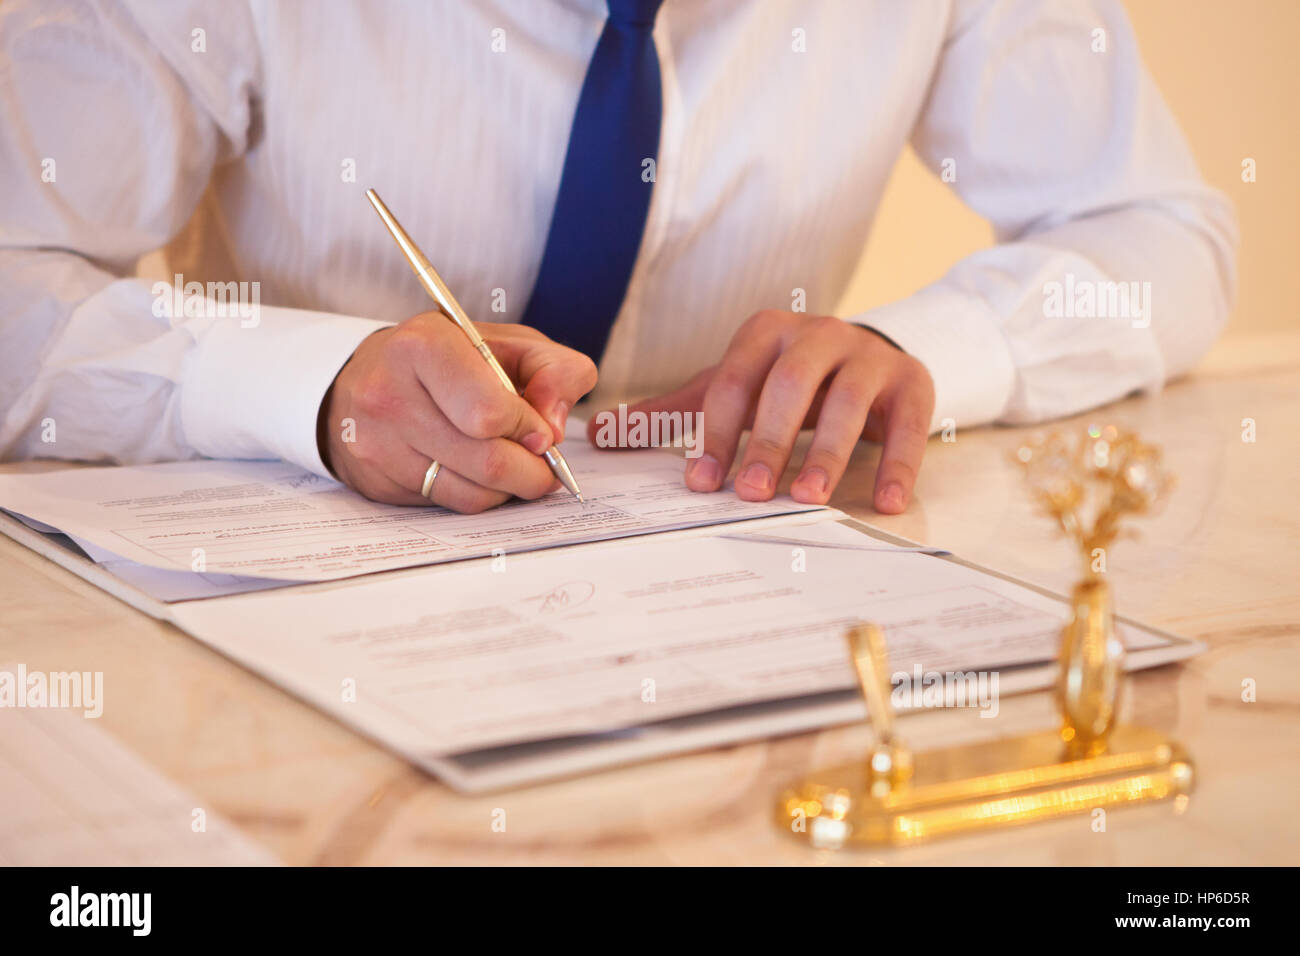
838,0,1299,337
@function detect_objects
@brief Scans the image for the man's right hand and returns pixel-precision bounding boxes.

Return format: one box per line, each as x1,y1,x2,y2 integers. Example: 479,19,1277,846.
320,313,597,512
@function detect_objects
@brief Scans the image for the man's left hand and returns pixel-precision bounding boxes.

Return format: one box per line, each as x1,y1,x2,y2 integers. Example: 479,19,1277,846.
588,310,935,513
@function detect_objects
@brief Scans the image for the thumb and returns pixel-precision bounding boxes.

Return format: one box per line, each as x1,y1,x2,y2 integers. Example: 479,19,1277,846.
586,367,713,448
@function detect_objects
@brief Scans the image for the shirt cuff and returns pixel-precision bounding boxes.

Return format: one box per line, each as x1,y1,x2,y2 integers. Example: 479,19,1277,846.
847,287,1017,433
180,305,391,476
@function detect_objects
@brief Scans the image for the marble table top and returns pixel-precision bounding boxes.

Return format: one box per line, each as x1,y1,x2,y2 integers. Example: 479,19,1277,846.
2,332,1296,865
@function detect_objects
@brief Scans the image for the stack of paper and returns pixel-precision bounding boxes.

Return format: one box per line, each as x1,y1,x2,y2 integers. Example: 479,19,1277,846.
0,429,1200,791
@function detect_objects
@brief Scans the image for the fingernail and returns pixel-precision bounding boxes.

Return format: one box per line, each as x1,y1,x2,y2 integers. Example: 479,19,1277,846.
738,462,773,494
879,481,905,512
687,454,721,488
794,467,829,500
523,430,550,455
551,401,571,439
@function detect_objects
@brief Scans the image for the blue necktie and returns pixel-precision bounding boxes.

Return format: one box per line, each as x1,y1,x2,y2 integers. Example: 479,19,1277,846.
522,0,664,364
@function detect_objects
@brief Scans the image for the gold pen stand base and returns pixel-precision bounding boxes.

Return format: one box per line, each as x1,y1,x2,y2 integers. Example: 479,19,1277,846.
777,724,1193,849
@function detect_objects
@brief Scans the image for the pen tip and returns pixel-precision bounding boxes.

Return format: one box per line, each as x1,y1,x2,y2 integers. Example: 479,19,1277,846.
576,493,586,504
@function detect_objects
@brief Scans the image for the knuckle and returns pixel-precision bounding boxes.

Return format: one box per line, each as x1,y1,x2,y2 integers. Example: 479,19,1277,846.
708,365,753,407
447,494,485,515
809,314,844,338
833,372,875,410
896,414,932,444
384,326,431,362
452,489,504,515
884,457,919,483
743,309,784,336
407,310,445,331
461,397,513,439
479,444,512,485
353,374,401,420
897,384,935,428
900,355,933,387
893,356,919,382
918,391,937,424
770,358,814,394
808,446,850,472
576,354,599,391
748,433,788,459
918,380,937,416
514,468,554,500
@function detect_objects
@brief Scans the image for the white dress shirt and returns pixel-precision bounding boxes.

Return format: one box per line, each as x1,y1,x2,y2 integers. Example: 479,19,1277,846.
0,0,1237,478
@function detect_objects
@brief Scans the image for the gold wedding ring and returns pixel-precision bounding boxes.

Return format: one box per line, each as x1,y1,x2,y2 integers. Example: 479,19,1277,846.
421,460,442,500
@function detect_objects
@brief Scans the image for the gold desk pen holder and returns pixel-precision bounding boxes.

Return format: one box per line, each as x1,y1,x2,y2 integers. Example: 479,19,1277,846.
777,425,1193,849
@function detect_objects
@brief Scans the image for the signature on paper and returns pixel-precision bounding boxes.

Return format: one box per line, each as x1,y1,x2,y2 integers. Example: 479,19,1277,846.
526,580,596,613
280,472,326,490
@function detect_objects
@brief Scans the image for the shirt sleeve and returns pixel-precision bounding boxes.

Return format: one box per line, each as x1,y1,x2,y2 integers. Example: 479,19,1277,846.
850,0,1238,433
0,0,387,476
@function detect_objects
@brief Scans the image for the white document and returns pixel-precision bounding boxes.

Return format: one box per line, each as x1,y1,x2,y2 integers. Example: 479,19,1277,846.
0,508,293,605
170,516,1180,764
0,424,821,583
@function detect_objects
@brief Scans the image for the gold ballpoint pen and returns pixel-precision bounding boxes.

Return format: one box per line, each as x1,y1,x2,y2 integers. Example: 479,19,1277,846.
365,188,584,503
